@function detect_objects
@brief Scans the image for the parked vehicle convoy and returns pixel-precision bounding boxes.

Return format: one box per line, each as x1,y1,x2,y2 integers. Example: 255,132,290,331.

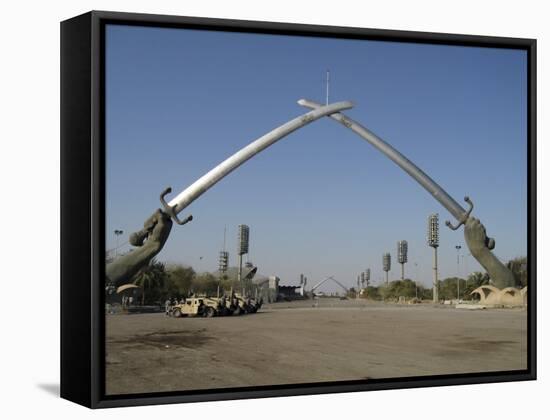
168,293,262,318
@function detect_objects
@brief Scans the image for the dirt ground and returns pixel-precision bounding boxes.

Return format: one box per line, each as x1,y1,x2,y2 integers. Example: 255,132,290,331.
105,299,528,395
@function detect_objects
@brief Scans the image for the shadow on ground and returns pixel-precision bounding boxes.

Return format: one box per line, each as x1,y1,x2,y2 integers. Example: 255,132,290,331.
37,383,59,397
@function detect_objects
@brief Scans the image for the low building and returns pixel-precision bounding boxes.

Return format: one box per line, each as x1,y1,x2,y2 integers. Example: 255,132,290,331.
253,275,280,303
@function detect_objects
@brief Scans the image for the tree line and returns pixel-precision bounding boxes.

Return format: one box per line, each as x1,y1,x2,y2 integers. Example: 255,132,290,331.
130,260,253,305
113,255,527,305
360,256,527,301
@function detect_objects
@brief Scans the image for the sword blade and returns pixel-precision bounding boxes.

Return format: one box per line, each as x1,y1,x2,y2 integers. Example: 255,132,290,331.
298,99,467,223
167,100,354,214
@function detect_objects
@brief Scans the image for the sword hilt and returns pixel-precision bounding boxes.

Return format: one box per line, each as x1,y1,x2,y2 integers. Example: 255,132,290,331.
160,187,193,226
445,196,495,249
445,196,473,231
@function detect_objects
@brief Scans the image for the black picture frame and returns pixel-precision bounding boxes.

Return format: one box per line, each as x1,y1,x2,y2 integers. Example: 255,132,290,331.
61,10,536,409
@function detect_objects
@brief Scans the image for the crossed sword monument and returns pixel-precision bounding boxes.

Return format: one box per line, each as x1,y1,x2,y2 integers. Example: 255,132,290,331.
106,98,516,296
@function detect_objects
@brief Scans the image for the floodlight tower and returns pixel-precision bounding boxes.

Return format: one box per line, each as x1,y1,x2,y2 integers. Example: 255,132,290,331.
113,229,123,257
397,240,408,280
237,224,250,283
456,244,462,301
365,268,371,287
216,251,229,298
217,227,229,297
218,251,229,277
383,253,391,285
428,214,440,303
299,274,307,297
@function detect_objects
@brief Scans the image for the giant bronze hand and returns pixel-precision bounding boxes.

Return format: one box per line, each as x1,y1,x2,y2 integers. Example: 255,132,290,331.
464,217,515,288
106,209,182,287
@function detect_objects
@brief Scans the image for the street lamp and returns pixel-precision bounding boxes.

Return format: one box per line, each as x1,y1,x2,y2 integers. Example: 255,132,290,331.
455,245,462,301
114,229,123,256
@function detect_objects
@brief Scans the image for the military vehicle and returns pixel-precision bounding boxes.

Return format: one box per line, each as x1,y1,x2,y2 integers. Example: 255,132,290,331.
170,297,206,317
233,293,263,315
250,296,263,313
200,296,228,317
170,295,233,318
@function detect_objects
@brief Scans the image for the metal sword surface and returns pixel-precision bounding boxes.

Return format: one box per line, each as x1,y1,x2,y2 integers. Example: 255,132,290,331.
298,99,473,230
160,100,354,223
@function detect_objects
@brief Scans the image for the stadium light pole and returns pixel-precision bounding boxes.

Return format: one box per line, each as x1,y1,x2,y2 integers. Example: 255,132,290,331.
456,245,462,301
383,253,391,285
428,214,439,303
114,229,123,257
218,251,229,296
237,225,250,290
398,240,408,280
414,262,418,299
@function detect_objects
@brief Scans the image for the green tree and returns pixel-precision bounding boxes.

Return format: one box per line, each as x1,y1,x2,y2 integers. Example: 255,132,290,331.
379,279,418,300
133,259,168,305
167,264,195,297
364,286,381,300
192,272,219,296
462,271,490,298
438,277,468,300
219,277,241,293
507,256,527,288
420,286,433,301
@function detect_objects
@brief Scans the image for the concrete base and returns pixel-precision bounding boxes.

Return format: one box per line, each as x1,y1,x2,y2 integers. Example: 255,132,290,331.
470,286,527,307
455,304,487,310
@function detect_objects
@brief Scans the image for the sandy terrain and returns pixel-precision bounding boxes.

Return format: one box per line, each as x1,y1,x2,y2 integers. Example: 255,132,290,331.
105,299,527,395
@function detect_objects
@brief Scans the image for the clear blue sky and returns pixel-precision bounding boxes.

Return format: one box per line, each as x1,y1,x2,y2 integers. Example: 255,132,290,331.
105,24,527,291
